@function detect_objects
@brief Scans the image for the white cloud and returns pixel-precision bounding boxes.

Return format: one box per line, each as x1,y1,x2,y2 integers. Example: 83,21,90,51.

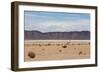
25,19,90,32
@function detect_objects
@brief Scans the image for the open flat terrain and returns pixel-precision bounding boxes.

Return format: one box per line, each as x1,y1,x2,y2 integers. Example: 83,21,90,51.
24,40,90,61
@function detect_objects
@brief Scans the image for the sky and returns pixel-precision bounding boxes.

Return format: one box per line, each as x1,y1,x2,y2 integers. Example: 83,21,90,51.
24,11,90,32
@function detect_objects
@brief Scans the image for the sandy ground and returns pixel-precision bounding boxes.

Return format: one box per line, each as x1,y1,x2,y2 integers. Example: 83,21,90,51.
24,40,90,62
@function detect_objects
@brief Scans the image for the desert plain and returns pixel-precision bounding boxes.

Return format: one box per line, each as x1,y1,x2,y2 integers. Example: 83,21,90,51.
24,40,90,61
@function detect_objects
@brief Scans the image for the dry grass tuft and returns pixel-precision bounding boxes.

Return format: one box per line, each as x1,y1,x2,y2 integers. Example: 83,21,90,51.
28,52,36,58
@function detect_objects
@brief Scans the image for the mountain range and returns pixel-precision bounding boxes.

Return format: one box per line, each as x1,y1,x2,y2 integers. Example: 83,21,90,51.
24,30,90,40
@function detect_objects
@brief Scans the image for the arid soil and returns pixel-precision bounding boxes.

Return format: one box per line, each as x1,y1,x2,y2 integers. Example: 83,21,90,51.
24,40,90,61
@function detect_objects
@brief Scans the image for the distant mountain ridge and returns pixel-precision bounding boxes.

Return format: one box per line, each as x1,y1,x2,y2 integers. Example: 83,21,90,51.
24,30,90,40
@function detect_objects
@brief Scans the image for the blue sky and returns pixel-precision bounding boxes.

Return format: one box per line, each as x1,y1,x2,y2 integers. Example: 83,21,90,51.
24,11,90,32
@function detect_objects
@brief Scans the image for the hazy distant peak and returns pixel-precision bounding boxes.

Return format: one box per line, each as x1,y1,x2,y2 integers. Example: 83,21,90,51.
24,30,90,40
